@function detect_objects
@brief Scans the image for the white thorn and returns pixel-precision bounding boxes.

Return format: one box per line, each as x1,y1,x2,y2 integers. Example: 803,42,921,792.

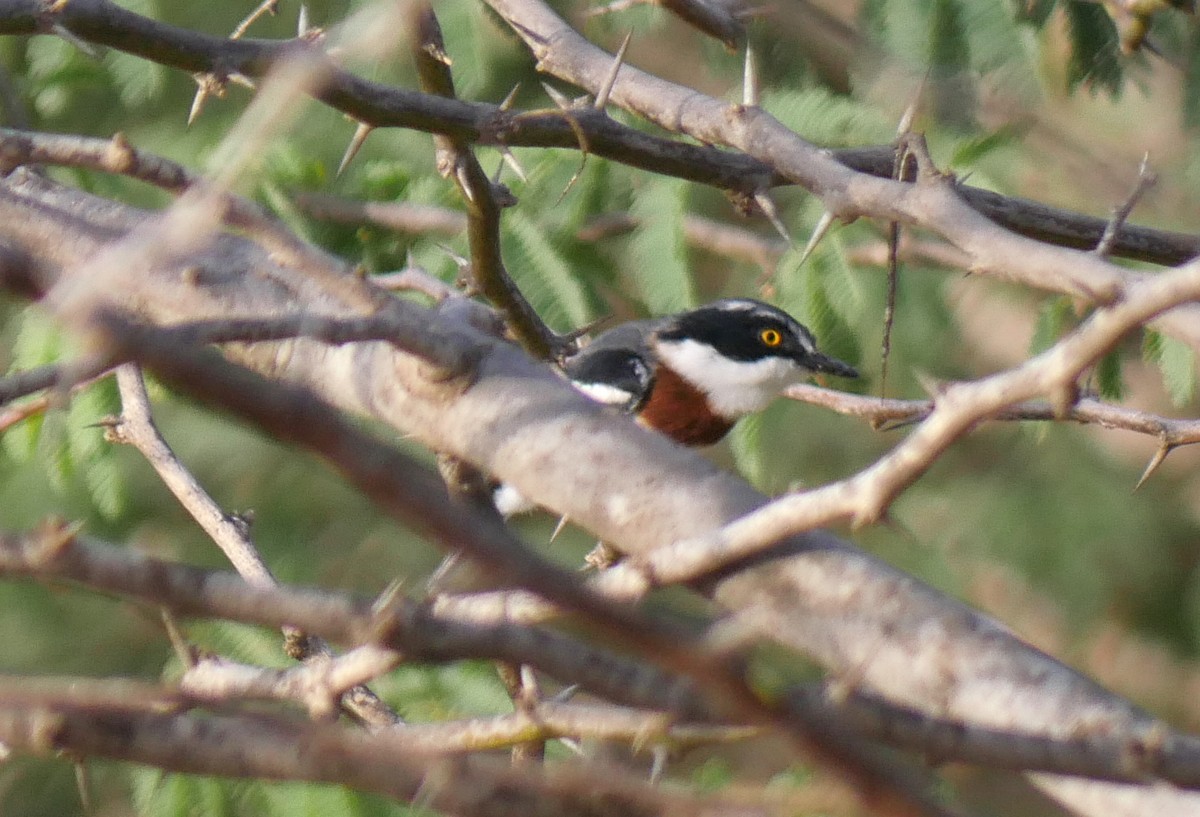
743,42,759,107
499,83,521,111
558,737,586,756
754,191,791,244
52,24,99,58
298,4,310,37
371,577,406,615
435,242,471,269
649,745,668,783
519,664,540,696
550,684,580,703
455,163,475,203
896,72,928,137
797,210,836,266
541,81,574,110
595,31,632,111
585,0,641,17
549,513,570,542
425,553,460,597
228,73,256,90
498,148,528,183
187,88,209,127
338,122,373,177
1135,444,1172,490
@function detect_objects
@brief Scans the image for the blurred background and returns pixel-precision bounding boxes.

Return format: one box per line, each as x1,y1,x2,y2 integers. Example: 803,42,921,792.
2,0,1200,813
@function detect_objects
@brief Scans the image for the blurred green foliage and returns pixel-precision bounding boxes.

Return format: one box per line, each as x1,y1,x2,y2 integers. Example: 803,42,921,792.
2,0,1200,814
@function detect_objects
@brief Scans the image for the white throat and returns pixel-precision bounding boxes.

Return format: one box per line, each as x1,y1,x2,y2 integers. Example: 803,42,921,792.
653,338,804,418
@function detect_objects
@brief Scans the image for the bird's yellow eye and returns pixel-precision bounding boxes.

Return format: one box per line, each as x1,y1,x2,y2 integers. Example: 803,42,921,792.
760,328,783,347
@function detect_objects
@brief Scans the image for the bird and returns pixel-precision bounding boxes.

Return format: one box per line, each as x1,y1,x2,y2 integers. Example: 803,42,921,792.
564,297,858,445
492,298,857,516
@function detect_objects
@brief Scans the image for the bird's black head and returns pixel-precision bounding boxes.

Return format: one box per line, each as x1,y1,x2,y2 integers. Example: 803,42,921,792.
656,298,859,379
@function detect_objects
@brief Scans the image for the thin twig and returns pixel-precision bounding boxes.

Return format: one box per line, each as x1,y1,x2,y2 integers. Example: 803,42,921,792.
409,5,570,360
111,364,402,727
1094,154,1158,259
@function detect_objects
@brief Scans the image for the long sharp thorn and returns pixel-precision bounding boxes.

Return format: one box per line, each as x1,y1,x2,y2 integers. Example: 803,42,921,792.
435,242,470,269
425,553,460,597
298,4,310,37
649,746,668,784
338,122,373,177
550,684,580,703
595,31,632,112
586,0,639,17
519,664,541,698
52,24,99,58
559,737,585,756
541,81,574,110
754,191,791,244
743,42,759,107
549,513,571,542
1135,443,1173,490
797,209,836,266
455,163,475,203
188,88,210,127
499,148,528,182
896,71,928,137
499,83,521,111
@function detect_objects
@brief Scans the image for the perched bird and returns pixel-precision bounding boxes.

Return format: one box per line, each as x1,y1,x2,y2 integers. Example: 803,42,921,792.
564,297,858,446
493,298,857,516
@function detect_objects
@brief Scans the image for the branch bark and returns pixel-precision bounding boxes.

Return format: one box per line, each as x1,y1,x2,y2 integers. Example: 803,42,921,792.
1,167,1197,814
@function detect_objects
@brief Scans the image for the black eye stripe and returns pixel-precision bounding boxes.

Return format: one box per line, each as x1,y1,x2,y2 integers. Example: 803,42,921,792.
658,310,802,362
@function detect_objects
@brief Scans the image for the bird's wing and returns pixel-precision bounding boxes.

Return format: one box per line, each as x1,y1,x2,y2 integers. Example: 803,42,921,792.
561,320,660,413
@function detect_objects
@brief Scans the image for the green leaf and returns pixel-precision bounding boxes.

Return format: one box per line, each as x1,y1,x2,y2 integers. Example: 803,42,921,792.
1184,22,1200,129
728,412,766,489
1017,0,1059,27
1,408,43,462
1064,1,1123,96
949,123,1025,168
182,620,291,671
503,209,593,329
762,87,891,147
1030,297,1075,354
824,235,868,324
929,0,970,73
133,772,236,817
67,378,125,520
776,246,861,371
1095,349,1125,400
36,410,72,493
104,50,165,107
1158,334,1196,406
766,766,817,790
83,451,125,521
8,307,64,373
692,757,735,792
355,159,414,201
263,782,373,817
626,177,695,314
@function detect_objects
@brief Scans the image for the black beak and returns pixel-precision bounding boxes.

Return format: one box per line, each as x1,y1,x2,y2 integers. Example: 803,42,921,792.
807,351,859,379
